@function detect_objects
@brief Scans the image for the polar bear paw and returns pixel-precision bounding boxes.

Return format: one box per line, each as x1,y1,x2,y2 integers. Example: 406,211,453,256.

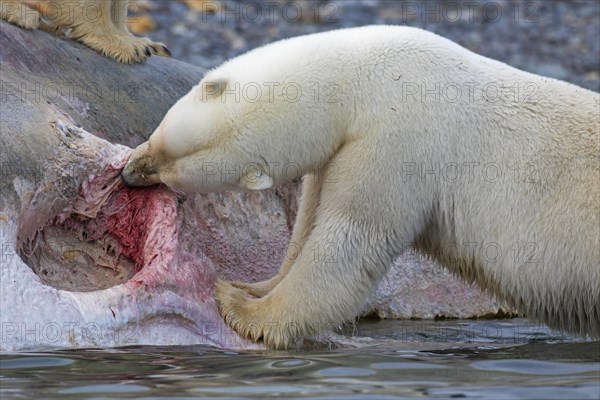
215,279,299,349
0,0,40,30
74,33,171,64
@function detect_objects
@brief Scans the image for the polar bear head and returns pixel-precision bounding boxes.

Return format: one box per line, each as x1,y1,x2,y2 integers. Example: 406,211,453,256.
121,62,345,193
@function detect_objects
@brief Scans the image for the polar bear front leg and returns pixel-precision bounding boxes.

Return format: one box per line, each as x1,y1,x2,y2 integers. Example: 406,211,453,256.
216,142,414,348
38,0,167,64
216,210,396,349
230,173,325,298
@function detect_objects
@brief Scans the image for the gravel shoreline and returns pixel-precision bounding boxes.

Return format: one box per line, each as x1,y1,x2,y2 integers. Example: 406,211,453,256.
141,0,599,91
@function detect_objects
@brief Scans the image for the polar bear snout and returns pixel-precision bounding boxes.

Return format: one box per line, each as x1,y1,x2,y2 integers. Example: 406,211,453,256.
121,156,158,187
121,142,161,188
121,162,153,187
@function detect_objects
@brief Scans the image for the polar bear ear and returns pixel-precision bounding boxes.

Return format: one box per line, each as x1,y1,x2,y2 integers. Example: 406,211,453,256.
242,169,274,191
202,78,227,98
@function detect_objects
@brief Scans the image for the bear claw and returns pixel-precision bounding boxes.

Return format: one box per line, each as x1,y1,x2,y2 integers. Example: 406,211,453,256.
229,280,273,298
215,279,297,349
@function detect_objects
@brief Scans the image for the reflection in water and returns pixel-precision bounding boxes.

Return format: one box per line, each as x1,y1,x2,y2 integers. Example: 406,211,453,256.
1,319,599,399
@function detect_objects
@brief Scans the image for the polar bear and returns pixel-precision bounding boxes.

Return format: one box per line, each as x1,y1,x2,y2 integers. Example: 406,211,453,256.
121,25,600,348
0,0,169,63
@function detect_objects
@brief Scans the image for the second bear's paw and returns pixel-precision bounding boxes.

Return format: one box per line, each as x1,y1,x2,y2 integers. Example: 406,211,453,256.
215,279,299,349
138,36,171,58
0,1,40,30
74,33,170,64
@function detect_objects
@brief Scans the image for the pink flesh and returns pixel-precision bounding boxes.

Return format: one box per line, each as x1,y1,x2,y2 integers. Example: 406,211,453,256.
26,149,215,301
71,167,178,279
11,144,257,350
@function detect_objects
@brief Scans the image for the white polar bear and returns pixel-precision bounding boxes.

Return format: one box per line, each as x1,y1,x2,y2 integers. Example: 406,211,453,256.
122,25,600,349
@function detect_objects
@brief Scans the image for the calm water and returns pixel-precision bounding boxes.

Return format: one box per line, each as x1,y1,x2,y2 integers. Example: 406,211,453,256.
1,319,599,399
